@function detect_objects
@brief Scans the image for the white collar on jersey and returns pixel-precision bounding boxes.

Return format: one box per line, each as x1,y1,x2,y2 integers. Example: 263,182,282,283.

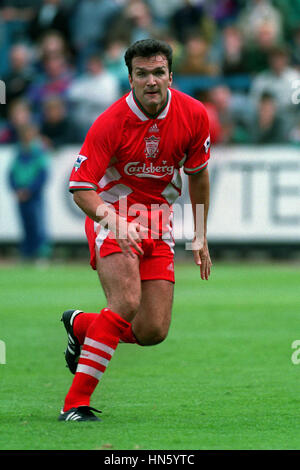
126,88,172,121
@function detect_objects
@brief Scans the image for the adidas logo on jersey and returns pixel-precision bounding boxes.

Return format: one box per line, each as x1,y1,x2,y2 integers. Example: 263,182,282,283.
148,123,159,133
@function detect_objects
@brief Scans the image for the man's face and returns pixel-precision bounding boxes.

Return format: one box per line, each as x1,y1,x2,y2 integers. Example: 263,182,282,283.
128,54,172,114
270,53,288,74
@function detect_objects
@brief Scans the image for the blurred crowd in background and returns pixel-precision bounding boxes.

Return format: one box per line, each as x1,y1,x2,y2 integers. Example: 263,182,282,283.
1,0,300,262
0,0,300,148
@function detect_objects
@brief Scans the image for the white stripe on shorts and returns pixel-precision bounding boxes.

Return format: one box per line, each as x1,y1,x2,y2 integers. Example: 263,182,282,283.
95,224,110,252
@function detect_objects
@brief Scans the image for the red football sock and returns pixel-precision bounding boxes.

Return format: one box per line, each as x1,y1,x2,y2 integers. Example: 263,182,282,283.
119,323,138,344
73,313,98,345
63,308,130,411
73,312,138,345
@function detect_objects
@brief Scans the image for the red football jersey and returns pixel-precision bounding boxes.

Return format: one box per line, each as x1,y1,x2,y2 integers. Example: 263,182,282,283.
69,87,210,235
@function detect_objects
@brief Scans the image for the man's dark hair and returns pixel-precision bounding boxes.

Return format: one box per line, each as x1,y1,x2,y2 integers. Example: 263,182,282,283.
124,39,173,76
260,91,276,102
269,44,289,59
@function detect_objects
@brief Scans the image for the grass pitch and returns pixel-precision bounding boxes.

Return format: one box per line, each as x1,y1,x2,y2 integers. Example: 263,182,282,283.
1,260,300,450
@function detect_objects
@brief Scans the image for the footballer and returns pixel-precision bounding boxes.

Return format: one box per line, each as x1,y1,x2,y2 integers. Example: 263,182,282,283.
59,39,212,422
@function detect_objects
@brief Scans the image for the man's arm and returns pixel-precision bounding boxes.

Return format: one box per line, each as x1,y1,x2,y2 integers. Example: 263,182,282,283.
73,190,146,258
188,167,212,280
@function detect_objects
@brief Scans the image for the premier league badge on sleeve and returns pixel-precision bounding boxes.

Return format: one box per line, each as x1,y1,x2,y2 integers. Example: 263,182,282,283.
144,135,160,158
204,135,210,154
74,154,88,171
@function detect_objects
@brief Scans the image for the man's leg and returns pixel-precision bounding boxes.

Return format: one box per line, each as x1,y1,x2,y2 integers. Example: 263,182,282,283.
18,201,34,259
96,251,141,319
61,251,141,414
72,280,174,347
98,247,174,347
132,280,174,345
73,260,174,347
72,233,175,347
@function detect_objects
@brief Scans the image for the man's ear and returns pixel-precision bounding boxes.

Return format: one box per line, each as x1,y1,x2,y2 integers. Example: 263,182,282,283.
169,72,173,87
128,74,133,89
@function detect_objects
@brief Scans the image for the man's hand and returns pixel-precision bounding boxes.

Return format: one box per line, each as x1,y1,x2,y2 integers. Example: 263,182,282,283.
192,237,212,280
16,189,31,202
73,190,149,259
115,218,148,258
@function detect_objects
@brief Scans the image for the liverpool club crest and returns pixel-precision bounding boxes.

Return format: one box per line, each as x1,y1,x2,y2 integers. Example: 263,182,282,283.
144,135,160,158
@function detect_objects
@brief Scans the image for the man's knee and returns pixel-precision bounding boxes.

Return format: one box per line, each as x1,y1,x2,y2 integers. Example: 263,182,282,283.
136,324,169,346
122,296,140,317
109,292,141,321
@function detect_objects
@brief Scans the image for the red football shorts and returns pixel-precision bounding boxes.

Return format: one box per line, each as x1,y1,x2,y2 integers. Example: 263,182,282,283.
85,217,175,283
